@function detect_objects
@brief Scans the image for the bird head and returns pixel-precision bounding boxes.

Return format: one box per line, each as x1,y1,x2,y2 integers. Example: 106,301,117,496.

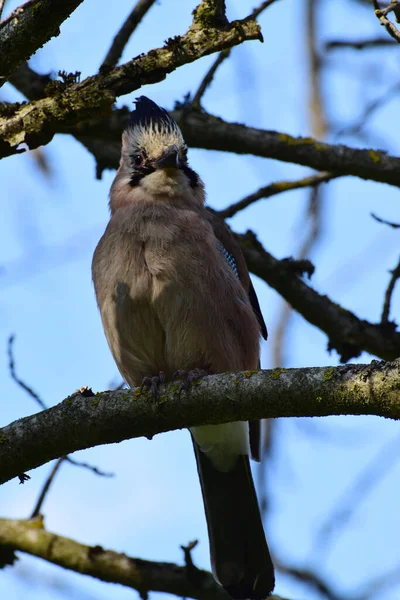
111,96,204,211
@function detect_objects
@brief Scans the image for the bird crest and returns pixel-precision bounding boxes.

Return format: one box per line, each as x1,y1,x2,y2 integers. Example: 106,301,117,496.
126,96,185,159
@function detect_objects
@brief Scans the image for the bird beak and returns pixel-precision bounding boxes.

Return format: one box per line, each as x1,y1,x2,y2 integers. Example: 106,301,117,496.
156,146,179,169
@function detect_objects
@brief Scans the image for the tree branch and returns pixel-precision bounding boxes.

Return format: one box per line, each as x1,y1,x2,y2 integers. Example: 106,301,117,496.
0,0,85,88
374,1,400,43
71,108,400,188
239,231,400,361
1,360,400,485
0,11,261,158
0,518,289,600
100,0,157,70
217,172,337,219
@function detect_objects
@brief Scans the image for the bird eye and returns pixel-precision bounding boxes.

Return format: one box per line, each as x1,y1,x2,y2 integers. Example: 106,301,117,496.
134,154,143,167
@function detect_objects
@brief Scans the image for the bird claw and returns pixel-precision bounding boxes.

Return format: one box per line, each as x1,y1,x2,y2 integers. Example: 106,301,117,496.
140,371,166,399
172,368,208,395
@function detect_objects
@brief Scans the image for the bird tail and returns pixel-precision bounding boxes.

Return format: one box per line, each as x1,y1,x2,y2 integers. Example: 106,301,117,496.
192,438,275,599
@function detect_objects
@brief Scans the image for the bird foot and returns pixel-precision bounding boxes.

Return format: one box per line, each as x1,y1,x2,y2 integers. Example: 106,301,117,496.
140,371,166,399
172,368,208,395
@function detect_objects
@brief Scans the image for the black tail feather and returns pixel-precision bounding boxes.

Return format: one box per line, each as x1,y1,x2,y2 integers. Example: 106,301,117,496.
192,439,275,599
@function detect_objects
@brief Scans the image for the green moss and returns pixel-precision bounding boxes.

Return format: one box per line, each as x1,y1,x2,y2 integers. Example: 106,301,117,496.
0,433,7,444
271,368,288,380
169,383,181,394
368,149,381,163
90,398,100,407
316,396,323,403
243,370,258,377
323,367,335,381
278,133,315,146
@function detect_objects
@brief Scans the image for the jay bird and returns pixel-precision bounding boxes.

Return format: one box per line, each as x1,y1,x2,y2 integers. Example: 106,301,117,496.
92,96,275,599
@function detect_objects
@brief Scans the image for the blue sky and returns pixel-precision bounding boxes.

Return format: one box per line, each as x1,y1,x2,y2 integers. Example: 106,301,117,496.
1,1,400,599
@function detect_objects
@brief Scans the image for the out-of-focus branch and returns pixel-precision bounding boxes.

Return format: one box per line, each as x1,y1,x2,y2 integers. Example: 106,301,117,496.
100,0,157,70
217,172,337,219
381,256,400,324
30,458,65,518
0,518,289,600
191,49,231,109
272,0,327,367
7,334,113,479
1,360,400,485
325,37,396,50
315,432,400,551
371,212,400,228
337,81,400,137
240,231,400,361
0,0,85,88
0,0,7,21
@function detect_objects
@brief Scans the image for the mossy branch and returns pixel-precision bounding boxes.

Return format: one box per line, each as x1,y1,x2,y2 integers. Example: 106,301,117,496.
0,8,261,158
0,0,85,88
0,518,288,600
1,360,399,486
239,231,400,362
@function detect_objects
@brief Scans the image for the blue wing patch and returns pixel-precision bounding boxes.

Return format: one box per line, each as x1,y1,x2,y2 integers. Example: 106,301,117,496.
218,241,239,279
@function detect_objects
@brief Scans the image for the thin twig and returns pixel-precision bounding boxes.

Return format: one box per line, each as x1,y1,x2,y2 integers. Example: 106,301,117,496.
272,0,327,369
30,457,65,518
374,1,400,43
325,37,396,50
381,255,400,324
217,172,337,219
315,432,400,552
191,0,279,109
7,334,47,410
336,81,400,137
0,0,6,21
7,334,113,478
101,0,157,70
249,0,281,19
191,49,231,109
371,212,400,228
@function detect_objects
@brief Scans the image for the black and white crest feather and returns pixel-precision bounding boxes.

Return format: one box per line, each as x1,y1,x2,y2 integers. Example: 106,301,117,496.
130,96,175,130
126,96,185,157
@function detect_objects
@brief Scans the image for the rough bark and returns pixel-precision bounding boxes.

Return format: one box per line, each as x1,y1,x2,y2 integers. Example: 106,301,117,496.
1,361,399,486
0,518,288,600
0,0,85,88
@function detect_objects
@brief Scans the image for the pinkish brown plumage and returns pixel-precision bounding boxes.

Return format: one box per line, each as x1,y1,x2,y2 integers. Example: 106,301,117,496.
92,96,274,599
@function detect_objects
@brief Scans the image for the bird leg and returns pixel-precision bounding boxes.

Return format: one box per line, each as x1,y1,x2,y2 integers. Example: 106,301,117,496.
140,371,166,399
172,368,208,394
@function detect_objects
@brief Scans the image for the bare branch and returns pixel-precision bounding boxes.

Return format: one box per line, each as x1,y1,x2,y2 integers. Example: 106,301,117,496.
190,0,279,109
8,334,113,479
0,518,289,600
249,0,281,19
239,231,400,361
381,256,400,324
374,1,400,43
315,432,400,552
0,15,262,158
0,0,85,88
371,212,400,228
217,172,337,220
101,0,157,70
1,360,400,485
191,49,231,109
30,457,65,518
7,334,46,410
325,37,397,50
